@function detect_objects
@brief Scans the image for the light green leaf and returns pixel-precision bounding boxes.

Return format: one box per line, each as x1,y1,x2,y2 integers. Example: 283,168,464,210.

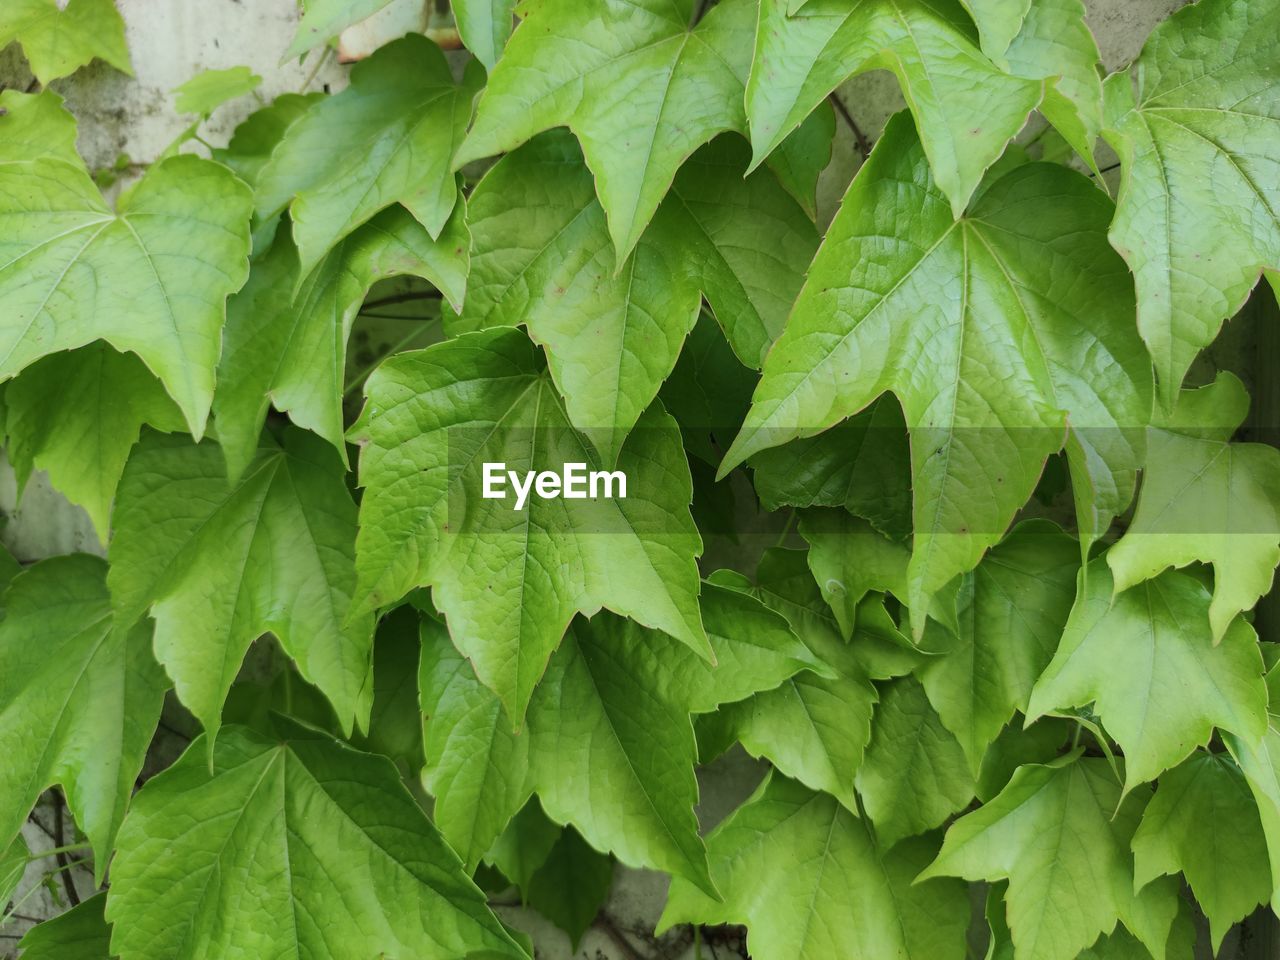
919,520,1080,773
0,834,28,911
108,429,374,744
257,35,474,276
764,101,836,220
0,153,252,437
1101,0,1280,407
722,112,1151,631
215,203,467,479
524,827,613,949
0,90,80,165
17,893,112,960
921,756,1178,960
5,343,183,538
856,675,975,848
455,0,756,263
959,0,1031,55
453,130,815,463
350,607,425,773
173,66,262,117
453,0,518,69
1028,563,1267,793
661,773,970,960
0,545,17,595
1132,752,1270,951
1226,669,1280,914
0,556,167,876
798,509,910,638
351,327,707,723
105,722,527,960
747,0,1043,218
485,800,561,896
0,0,130,84
1108,374,1280,642
283,0,395,59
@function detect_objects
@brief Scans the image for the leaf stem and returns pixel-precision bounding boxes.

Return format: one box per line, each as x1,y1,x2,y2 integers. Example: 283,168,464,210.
25,843,91,862
774,509,797,548
827,92,872,159
342,320,441,398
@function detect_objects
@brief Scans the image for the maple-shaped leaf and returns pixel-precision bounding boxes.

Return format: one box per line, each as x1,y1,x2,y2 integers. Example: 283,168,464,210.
746,0,1043,218
350,326,707,722
1027,563,1268,792
921,755,1180,960
1132,752,1271,951
856,676,975,848
958,0,1031,54
0,556,168,877
0,89,80,165
211,92,324,194
108,429,374,745
1102,0,1280,406
1107,373,1280,642
215,204,467,480
17,893,112,960
722,113,1151,629
282,0,396,59
4,343,184,538
0,0,130,84
0,118,251,435
452,130,816,464
257,34,476,276
918,520,1080,773
454,0,518,69
661,773,971,960
173,66,262,117
455,0,756,263
105,721,528,960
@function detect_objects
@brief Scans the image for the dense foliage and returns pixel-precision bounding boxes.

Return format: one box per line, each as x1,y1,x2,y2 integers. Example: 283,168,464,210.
1,0,1279,957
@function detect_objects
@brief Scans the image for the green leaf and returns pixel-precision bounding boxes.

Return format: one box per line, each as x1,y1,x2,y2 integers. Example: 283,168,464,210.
1131,752,1271,951
105,722,528,960
918,520,1080,773
0,544,17,595
453,0,518,69
350,607,425,774
1107,374,1280,642
212,92,324,193
525,827,613,949
1226,669,1280,914
1101,0,1280,406
173,66,262,117
0,833,28,910
351,327,707,722
746,0,1043,218
485,800,562,896
0,153,252,437
959,0,1031,55
764,101,836,220
0,556,167,876
661,773,970,960
4,343,183,538
17,893,112,960
1027,563,1268,792
722,113,1152,630
283,0,393,59
0,90,80,165
0,0,130,84
455,0,756,262
452,130,815,463
798,509,910,638
257,35,475,276
108,429,374,744
856,676,975,848
215,203,467,479
921,755,1178,960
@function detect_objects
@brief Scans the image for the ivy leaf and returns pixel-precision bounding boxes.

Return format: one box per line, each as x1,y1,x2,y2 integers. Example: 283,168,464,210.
524,827,613,949
105,722,528,960
1101,0,1280,406
173,66,263,117
855,676,975,848
452,130,815,464
764,101,836,220
453,0,518,69
1107,374,1280,642
17,893,112,960
257,35,475,277
0,89,80,165
0,153,252,437
0,556,167,876
455,0,756,263
798,510,911,638
1131,752,1271,951
0,544,17,595
215,203,468,480
1226,669,1280,914
4,343,183,538
921,755,1178,960
212,93,322,192
959,0,1031,54
660,773,971,960
918,520,1080,773
1027,563,1268,792
0,0,130,84
722,113,1151,630
0,834,28,911
486,801,562,896
746,0,1043,218
282,0,396,59
350,327,707,723
108,429,374,745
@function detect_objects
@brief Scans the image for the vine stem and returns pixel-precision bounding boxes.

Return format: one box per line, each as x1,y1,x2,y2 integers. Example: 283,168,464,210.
827,92,872,159
52,794,80,907
342,319,442,398
774,509,797,547
25,842,91,862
